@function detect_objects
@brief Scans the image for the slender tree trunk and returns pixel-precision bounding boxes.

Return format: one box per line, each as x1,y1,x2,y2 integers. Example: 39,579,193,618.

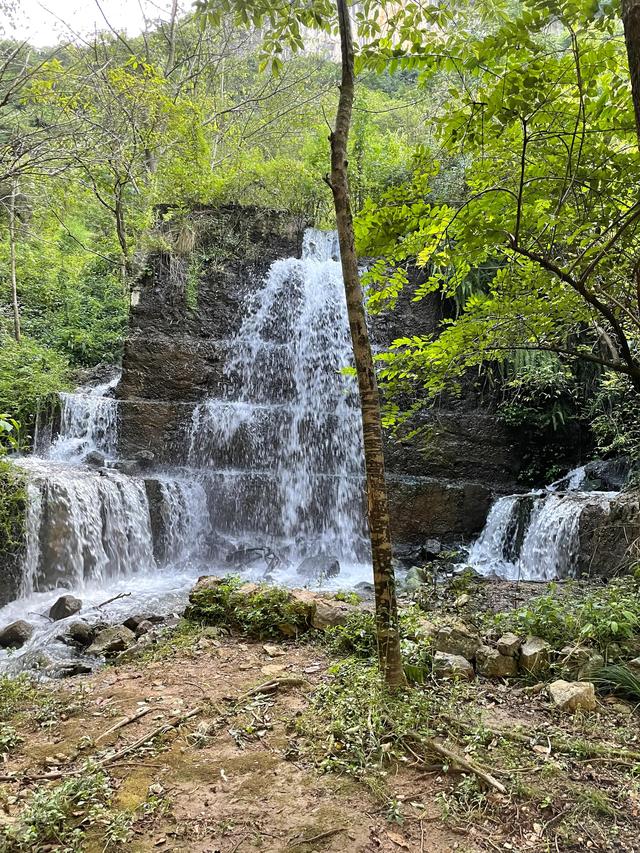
623,0,640,148
114,190,130,293
329,0,405,688
165,0,179,77
9,177,20,343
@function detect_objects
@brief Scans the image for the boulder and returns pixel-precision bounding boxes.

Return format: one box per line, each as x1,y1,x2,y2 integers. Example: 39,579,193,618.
289,589,357,630
83,450,106,467
296,555,340,580
476,645,518,678
135,620,154,637
49,594,82,622
0,620,34,649
433,651,475,681
497,633,521,657
67,621,93,647
123,613,155,632
628,657,640,673
519,637,550,675
558,645,603,678
134,450,155,468
435,623,482,660
549,680,597,713
189,576,225,601
87,625,135,656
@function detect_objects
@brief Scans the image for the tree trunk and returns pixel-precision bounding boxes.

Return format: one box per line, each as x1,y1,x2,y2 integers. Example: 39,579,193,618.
329,0,405,688
9,177,20,343
114,190,130,294
623,0,640,148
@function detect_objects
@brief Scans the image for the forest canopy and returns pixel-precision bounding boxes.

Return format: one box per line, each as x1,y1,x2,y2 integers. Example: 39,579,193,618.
1,0,640,469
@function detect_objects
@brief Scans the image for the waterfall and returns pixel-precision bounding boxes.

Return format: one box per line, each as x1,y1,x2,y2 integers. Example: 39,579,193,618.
188,228,368,561
17,458,155,594
156,478,209,563
468,488,617,580
48,375,120,462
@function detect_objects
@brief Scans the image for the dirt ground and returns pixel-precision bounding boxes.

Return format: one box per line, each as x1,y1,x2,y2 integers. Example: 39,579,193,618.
1,626,639,852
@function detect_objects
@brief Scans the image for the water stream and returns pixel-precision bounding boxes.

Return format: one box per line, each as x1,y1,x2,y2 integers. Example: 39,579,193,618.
0,229,372,673
467,468,618,581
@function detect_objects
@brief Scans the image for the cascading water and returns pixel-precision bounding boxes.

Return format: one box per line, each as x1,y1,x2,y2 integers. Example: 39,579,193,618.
48,375,120,462
188,228,368,564
468,467,618,580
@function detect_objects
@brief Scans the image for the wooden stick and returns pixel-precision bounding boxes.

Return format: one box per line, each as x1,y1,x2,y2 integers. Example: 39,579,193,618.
95,705,153,743
242,675,307,698
95,592,131,609
99,706,202,767
287,827,347,847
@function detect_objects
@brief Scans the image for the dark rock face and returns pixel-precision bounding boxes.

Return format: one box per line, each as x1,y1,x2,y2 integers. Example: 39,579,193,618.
0,619,34,648
296,555,341,580
115,204,521,547
577,491,640,577
49,594,82,621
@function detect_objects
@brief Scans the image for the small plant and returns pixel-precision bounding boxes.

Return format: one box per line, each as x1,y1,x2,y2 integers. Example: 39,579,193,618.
0,762,113,852
590,665,640,701
186,577,310,639
333,590,361,605
0,724,23,755
325,611,377,658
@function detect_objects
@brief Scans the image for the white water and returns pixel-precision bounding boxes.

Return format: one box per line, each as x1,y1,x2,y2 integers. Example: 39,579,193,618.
468,487,617,580
188,228,368,562
0,229,375,674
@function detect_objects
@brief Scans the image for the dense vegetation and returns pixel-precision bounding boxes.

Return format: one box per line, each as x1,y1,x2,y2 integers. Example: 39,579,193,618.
1,0,640,471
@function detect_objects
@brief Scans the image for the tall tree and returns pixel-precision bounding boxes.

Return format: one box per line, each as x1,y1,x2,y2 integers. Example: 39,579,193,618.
197,0,407,686
328,0,404,686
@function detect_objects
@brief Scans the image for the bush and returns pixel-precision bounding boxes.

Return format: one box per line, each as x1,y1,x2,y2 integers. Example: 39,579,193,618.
185,577,310,639
0,336,69,441
495,580,640,654
588,372,640,462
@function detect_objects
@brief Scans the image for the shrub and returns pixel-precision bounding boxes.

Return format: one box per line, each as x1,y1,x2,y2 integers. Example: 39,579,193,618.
185,577,310,639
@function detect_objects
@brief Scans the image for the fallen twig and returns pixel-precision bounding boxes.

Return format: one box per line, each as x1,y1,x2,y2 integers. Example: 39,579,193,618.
95,705,153,743
287,826,347,847
95,592,131,609
243,675,308,698
99,706,202,767
426,739,507,795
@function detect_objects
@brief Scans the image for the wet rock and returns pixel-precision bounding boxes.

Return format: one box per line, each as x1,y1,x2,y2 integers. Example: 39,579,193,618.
135,620,154,638
433,651,475,681
123,613,155,632
113,459,140,476
52,660,95,678
519,637,550,675
497,633,521,658
403,566,426,594
84,450,106,467
0,620,34,649
476,645,518,678
296,555,340,580
189,575,225,600
49,594,82,622
549,680,597,713
435,623,482,660
67,621,93,647
87,625,135,656
354,581,374,596
134,450,155,468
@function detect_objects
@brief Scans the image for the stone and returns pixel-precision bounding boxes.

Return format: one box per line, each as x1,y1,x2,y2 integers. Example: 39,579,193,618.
628,657,640,673
67,621,93,647
435,623,482,660
519,637,550,674
83,450,105,467
548,680,597,713
497,632,521,657
49,594,82,622
476,645,518,678
454,594,470,608
113,459,140,476
135,620,154,637
134,450,155,468
0,620,34,649
433,651,475,681
296,555,340,580
87,625,135,656
577,653,605,681
289,589,356,630
123,613,154,632
403,566,426,594
189,576,225,601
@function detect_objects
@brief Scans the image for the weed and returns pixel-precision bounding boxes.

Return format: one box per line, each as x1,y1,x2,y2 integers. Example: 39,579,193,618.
0,724,22,755
590,664,640,700
295,659,434,779
186,577,309,639
333,590,361,606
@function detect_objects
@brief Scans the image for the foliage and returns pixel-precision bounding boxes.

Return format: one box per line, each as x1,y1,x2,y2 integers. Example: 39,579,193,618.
356,0,640,417
295,658,434,778
496,580,640,653
590,664,640,701
588,373,640,461
0,724,22,755
0,337,69,438
0,763,113,852
186,577,310,639
0,459,26,566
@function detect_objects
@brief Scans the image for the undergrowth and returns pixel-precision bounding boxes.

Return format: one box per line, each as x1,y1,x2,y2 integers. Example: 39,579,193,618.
186,577,310,639
494,579,640,655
